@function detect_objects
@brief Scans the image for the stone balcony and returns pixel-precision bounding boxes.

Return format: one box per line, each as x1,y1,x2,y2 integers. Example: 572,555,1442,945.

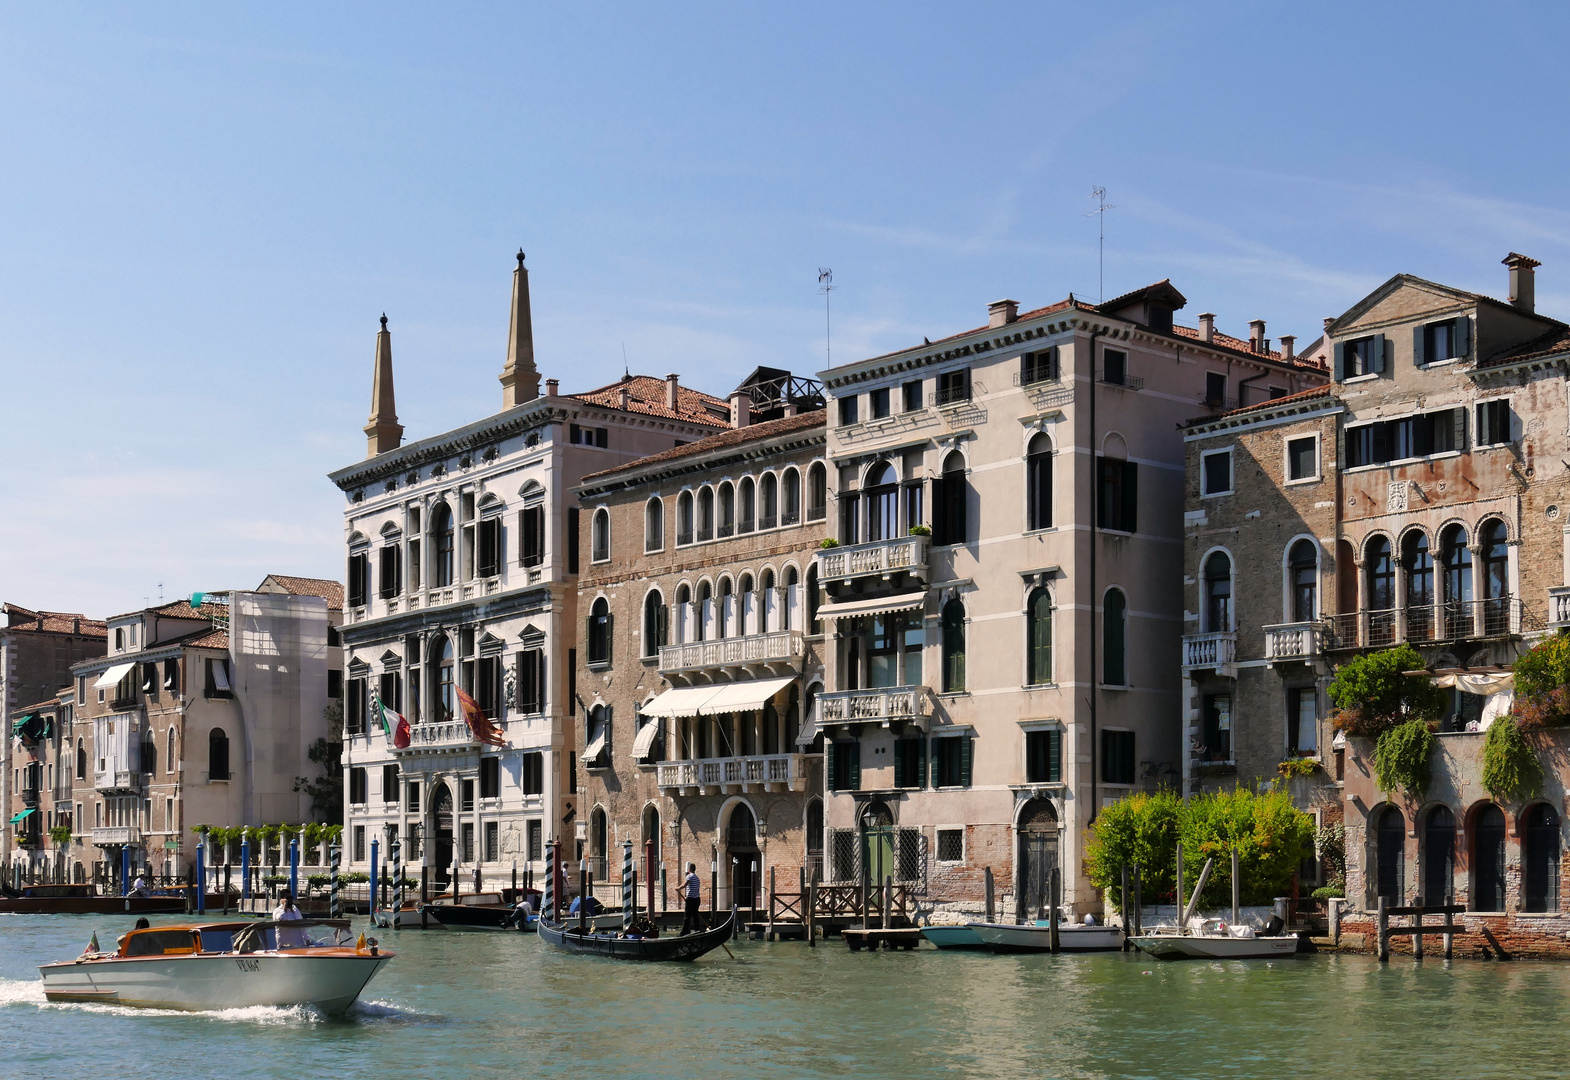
817,685,930,730
394,719,480,756
92,826,141,847
658,631,803,678
1263,622,1327,662
94,769,143,794
816,536,929,587
1181,632,1236,675
656,753,807,795
1550,587,1570,628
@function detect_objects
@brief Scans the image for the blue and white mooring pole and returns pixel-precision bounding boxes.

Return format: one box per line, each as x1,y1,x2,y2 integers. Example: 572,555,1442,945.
288,833,299,900
241,836,251,908
196,841,206,913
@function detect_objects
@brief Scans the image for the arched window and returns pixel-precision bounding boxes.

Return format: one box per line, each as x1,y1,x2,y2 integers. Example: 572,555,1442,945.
1289,539,1318,623
739,477,756,532
806,564,820,636
718,482,735,537
76,738,86,780
760,474,779,529
697,581,712,642
782,468,801,525
936,451,968,545
588,597,612,665
697,487,715,541
1103,588,1127,685
142,735,156,777
641,804,661,865
1203,552,1232,633
591,806,608,880
208,728,230,782
1366,535,1395,645
643,590,667,658
1472,804,1506,911
1422,805,1455,905
807,463,827,521
432,503,455,587
166,726,176,773
1026,587,1052,685
1523,803,1561,913
1375,805,1404,904
941,598,966,693
644,498,664,553
718,576,734,639
677,491,694,545
1026,433,1052,531
431,634,454,720
1403,531,1433,640
1441,525,1471,638
1479,519,1510,634
591,507,611,563
864,462,898,543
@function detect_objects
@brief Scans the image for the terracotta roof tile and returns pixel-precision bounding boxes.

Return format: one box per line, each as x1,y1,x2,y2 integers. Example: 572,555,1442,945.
568,374,730,427
1477,326,1570,369
1184,385,1335,428
182,629,229,649
144,600,228,621
581,410,826,484
260,575,345,608
3,603,107,637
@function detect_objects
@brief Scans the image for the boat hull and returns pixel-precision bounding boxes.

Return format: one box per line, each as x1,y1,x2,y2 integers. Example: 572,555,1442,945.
0,896,189,916
919,925,987,950
537,912,733,961
970,922,1124,953
423,904,534,931
1130,933,1299,960
38,952,391,1013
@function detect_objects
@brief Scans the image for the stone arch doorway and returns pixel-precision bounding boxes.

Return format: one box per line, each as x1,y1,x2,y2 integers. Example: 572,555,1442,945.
431,782,455,887
1017,798,1060,921
723,801,759,912
859,800,896,901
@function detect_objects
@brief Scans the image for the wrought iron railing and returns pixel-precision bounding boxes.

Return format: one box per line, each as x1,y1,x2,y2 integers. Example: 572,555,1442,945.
1323,597,1538,649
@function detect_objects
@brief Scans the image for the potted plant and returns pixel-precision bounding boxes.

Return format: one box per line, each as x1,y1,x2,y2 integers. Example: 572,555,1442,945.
818,538,840,549
908,524,931,537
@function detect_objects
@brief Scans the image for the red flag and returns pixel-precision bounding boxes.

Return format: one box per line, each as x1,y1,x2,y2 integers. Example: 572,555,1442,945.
393,712,411,750
456,686,506,747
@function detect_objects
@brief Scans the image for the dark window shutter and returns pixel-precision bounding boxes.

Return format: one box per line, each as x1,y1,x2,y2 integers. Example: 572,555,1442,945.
1456,316,1471,358
567,508,580,573
917,736,928,788
1048,729,1061,783
1333,341,1345,381
657,604,669,647
1454,407,1466,450
893,742,906,789
848,740,861,790
1373,335,1387,373
1413,324,1426,366
930,477,946,544
1121,461,1138,533
596,427,608,449
959,736,973,787
825,741,837,791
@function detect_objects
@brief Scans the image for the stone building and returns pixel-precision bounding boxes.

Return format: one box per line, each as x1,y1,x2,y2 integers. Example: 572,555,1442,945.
68,580,339,885
328,252,731,888
9,689,77,877
814,284,1328,917
1181,254,1570,929
2,603,106,868
572,398,827,911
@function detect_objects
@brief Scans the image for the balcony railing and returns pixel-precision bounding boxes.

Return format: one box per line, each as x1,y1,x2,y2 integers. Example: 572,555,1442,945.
1182,632,1236,673
658,631,803,676
397,720,480,753
1263,622,1327,662
1550,587,1570,628
20,787,40,807
818,685,929,729
92,826,141,847
656,753,807,793
1324,597,1537,650
677,529,694,546
94,770,143,794
816,535,929,585
806,503,827,522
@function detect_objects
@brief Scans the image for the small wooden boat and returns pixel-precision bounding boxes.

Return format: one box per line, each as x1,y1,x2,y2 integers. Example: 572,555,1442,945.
0,883,186,916
537,911,734,961
38,920,393,1012
420,890,542,932
1131,920,1299,960
919,925,987,950
970,920,1125,953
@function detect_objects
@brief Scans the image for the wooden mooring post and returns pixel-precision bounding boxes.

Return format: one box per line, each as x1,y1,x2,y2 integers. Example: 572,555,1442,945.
1132,864,1142,938
420,865,429,929
1377,896,1389,962
807,868,819,947
1120,864,1130,950
1412,895,1423,961
984,867,995,923
1048,867,1061,955
1443,895,1455,960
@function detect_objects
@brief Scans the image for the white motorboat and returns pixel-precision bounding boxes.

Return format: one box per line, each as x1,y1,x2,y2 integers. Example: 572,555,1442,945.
1131,919,1299,960
969,921,1125,953
39,921,393,1013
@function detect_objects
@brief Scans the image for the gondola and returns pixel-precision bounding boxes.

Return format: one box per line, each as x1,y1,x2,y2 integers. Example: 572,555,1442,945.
536,910,734,961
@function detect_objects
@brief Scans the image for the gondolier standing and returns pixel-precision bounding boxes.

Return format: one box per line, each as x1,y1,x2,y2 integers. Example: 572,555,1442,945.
680,863,703,935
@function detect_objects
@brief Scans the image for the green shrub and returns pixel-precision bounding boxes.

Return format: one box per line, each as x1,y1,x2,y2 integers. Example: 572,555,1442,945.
1277,757,1318,778
1371,719,1435,798
908,524,931,537
818,538,839,549
1328,646,1446,737
1083,791,1182,907
1311,885,1345,900
1513,636,1570,699
1482,718,1542,803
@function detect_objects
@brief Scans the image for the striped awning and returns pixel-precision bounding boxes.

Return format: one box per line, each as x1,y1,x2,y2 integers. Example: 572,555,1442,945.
815,592,927,622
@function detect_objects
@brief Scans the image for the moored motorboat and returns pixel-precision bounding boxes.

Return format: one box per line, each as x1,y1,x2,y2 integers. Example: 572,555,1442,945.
969,921,1124,953
919,925,987,950
0,884,186,916
1131,920,1299,960
419,889,541,931
38,920,393,1012
537,910,734,961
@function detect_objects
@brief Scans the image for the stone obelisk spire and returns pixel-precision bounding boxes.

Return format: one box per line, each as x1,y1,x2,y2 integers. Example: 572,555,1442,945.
500,249,541,408
364,314,404,457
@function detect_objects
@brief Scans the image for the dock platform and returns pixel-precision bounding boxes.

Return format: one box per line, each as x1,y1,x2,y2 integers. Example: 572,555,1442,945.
843,927,924,951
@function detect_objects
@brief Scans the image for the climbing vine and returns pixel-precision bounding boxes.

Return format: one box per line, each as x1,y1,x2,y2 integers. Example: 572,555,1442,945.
1370,719,1435,799
1482,717,1543,803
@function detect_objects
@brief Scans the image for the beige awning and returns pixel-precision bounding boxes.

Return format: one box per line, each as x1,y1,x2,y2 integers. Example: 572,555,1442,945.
816,591,927,622
638,685,725,720
582,730,607,763
696,676,796,716
632,719,662,762
93,662,137,690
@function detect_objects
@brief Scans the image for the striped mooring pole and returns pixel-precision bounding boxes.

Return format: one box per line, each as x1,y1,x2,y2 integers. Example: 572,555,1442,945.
241,837,252,911
622,840,634,931
391,838,403,930
328,842,341,919
542,842,555,922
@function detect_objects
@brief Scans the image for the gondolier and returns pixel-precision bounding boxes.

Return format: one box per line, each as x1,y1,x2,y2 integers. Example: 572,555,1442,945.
680,863,703,935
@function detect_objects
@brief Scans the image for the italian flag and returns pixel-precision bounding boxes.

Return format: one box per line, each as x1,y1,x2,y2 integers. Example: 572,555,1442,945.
373,690,411,749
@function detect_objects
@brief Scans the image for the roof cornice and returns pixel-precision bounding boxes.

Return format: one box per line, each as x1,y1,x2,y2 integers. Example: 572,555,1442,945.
576,426,826,500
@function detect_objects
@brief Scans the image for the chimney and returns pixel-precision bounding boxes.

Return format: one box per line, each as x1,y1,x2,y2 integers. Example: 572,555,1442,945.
72,617,81,634
363,314,405,458
666,373,680,411
1504,252,1540,313
499,250,542,408
618,386,631,411
1280,334,1296,360
545,378,559,397
988,299,1020,329
1249,319,1266,354
1198,313,1215,343
730,390,752,429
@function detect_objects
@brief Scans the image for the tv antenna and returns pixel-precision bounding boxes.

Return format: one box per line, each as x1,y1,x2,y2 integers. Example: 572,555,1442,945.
818,268,834,366
1086,187,1115,303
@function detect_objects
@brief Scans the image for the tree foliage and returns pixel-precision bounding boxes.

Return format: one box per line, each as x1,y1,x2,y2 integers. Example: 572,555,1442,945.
1328,645,1448,737
1371,719,1435,798
1083,791,1182,907
1513,636,1570,700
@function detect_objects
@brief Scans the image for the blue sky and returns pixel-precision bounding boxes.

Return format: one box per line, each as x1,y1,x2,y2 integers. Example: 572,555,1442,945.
4,2,1569,616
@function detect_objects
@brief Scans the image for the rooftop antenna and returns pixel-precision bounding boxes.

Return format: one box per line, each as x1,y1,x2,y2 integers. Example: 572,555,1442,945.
157,582,163,603
818,268,834,366
621,342,630,380
1086,186,1116,303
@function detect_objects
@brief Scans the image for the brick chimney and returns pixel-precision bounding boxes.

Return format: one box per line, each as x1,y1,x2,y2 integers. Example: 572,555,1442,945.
1505,252,1540,313
730,390,752,429
1198,313,1215,343
666,373,680,410
545,378,559,397
1249,319,1266,353
1280,335,1296,360
618,386,631,411
988,299,1019,328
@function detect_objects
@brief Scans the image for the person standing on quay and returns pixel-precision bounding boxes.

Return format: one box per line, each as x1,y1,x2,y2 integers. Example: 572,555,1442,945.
680,863,703,935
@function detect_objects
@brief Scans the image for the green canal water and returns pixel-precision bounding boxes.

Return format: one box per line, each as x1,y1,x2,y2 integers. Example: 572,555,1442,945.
2,914,1568,1080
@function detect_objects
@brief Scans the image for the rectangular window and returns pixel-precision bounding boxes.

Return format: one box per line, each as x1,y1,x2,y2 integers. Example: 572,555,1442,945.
522,752,544,795
461,778,475,812
517,649,545,714
1286,436,1318,481
892,737,926,789
1205,371,1227,405
484,821,499,862
407,780,421,814
1200,449,1232,496
349,767,367,804
1020,349,1057,386
527,820,543,861
1346,408,1464,467
931,735,972,788
381,763,398,803
1025,729,1061,784
204,658,233,698
480,756,500,799
870,387,891,419
1288,688,1318,756
378,671,401,714
936,368,971,406
1201,695,1231,763
1096,458,1138,532
477,518,501,578
1477,399,1512,447
936,828,964,863
348,552,369,607
1269,386,1287,400
353,825,366,862
838,396,859,426
902,380,924,412
1415,316,1469,365
520,506,545,567
567,508,580,573
327,669,343,698
379,544,401,599
826,739,860,792
1101,729,1136,784
462,823,475,862
1102,349,1127,385
477,656,501,720
1337,335,1383,379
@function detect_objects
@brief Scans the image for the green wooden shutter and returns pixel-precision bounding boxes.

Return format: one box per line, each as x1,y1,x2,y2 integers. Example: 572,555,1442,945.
1455,316,1471,359
959,736,973,787
930,476,945,544
1413,324,1427,366
917,737,928,788
893,741,906,789
1048,729,1062,783
1333,341,1345,381
1122,461,1138,533
1373,335,1387,373
825,741,837,792
848,740,861,790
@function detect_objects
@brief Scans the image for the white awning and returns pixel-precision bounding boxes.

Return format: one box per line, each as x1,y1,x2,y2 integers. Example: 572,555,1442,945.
93,662,137,689
582,731,607,763
697,676,796,716
795,710,820,746
638,685,726,720
816,591,927,622
631,719,662,762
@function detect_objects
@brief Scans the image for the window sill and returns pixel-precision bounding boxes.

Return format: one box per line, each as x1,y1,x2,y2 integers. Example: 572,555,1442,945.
1023,526,1059,537
1099,683,1131,691
587,661,611,672
1421,356,1468,369
1200,490,1234,499
1345,450,1463,474
936,691,970,700
1284,475,1321,486
1022,683,1058,691
1341,373,1380,384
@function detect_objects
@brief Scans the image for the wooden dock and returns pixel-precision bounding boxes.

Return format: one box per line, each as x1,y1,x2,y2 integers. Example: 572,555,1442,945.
842,927,923,951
